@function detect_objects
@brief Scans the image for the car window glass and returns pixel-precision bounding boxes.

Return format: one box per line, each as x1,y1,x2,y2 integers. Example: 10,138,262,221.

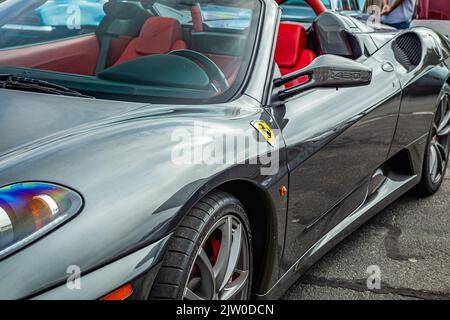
153,2,252,30
0,0,261,104
0,0,106,49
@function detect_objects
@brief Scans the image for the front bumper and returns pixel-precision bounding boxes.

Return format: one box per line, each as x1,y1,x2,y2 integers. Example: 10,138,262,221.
32,234,171,300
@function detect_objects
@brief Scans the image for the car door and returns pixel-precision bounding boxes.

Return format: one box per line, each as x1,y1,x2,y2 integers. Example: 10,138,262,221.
269,55,402,271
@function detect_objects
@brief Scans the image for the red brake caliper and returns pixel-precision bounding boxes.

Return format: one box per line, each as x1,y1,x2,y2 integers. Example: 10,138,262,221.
207,236,221,265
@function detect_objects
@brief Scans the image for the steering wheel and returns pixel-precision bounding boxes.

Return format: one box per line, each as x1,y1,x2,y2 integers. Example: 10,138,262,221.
169,50,230,93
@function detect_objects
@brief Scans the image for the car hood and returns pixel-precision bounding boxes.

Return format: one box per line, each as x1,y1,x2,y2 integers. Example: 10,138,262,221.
0,89,148,158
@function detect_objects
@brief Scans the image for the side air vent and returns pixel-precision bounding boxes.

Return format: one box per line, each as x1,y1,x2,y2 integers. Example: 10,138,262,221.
392,33,422,72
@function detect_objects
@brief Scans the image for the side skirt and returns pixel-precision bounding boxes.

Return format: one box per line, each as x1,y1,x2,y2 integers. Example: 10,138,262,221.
255,171,420,300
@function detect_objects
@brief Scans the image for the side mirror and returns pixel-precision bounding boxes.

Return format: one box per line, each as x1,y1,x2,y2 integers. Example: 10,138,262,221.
273,55,373,101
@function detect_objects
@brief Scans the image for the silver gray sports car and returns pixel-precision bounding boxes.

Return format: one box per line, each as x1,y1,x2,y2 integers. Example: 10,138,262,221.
0,0,449,300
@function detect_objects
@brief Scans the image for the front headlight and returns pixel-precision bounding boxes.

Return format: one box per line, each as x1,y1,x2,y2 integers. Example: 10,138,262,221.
0,182,83,260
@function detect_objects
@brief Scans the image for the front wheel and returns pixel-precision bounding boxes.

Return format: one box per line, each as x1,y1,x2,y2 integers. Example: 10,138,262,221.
150,191,252,300
415,83,450,196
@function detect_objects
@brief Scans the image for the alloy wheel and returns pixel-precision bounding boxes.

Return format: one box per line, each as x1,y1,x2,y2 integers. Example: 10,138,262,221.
429,93,450,184
183,215,250,300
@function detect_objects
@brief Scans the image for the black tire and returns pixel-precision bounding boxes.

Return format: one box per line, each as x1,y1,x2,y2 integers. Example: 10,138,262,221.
414,83,450,196
150,190,253,300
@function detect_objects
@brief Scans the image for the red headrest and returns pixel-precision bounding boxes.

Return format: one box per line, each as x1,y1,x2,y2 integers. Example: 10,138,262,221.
135,17,183,55
275,23,307,69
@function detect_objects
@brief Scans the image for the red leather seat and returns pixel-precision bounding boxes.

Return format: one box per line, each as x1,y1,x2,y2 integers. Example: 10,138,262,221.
114,17,188,65
275,23,316,88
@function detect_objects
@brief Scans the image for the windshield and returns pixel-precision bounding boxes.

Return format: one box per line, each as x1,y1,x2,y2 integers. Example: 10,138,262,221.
0,0,261,104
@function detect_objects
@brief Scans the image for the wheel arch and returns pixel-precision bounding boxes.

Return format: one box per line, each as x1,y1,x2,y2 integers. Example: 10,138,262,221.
165,177,282,296
214,179,279,296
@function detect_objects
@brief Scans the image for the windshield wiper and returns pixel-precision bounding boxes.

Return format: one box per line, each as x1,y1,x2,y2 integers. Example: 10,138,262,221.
0,74,93,98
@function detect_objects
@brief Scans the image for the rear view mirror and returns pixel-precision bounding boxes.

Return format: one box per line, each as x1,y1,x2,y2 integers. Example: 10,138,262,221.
273,55,372,101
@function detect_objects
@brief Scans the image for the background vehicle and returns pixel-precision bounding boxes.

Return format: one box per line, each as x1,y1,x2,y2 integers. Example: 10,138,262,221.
0,0,450,300
412,0,450,38
281,0,368,23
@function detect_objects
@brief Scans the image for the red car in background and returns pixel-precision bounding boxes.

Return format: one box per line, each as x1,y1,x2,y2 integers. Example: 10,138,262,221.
413,0,450,38
416,0,449,20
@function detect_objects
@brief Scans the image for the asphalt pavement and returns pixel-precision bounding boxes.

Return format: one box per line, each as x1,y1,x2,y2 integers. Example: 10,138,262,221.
283,167,450,300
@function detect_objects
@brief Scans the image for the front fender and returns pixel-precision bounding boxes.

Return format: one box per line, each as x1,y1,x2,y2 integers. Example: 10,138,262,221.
0,95,287,298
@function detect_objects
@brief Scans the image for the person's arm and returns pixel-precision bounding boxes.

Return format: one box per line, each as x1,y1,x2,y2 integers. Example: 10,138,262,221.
381,0,390,15
382,0,405,15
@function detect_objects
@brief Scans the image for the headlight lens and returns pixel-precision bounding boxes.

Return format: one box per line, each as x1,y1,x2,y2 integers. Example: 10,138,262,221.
0,182,82,260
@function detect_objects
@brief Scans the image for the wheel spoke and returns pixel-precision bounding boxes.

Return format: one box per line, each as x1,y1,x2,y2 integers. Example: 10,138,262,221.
433,123,439,135
194,248,216,299
436,141,448,159
219,222,243,291
437,95,450,134
184,287,205,301
438,124,450,137
213,217,233,289
436,145,444,174
220,270,249,300
429,145,438,179
439,95,448,125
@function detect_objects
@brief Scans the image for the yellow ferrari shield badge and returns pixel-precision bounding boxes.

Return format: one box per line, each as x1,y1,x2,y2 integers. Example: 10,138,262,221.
251,120,275,147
